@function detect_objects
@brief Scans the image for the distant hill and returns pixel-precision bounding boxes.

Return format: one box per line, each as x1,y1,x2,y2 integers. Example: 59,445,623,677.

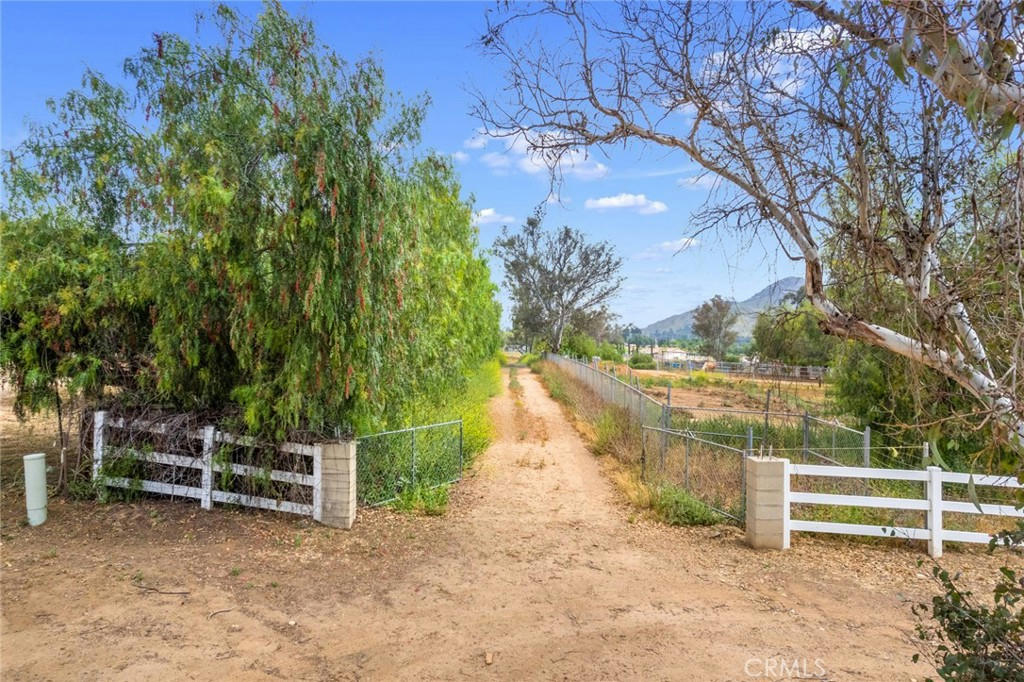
642,276,804,340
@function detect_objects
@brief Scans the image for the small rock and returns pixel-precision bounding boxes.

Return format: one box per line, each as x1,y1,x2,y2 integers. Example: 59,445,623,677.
485,652,494,666
288,620,296,627
229,625,241,633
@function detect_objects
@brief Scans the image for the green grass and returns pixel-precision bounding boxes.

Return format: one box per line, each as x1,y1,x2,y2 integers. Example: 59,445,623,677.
520,352,541,368
538,366,572,406
391,483,450,516
593,408,621,456
508,366,522,393
358,357,502,505
652,485,721,526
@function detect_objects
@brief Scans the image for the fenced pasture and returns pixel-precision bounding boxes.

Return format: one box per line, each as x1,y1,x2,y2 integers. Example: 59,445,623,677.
653,358,827,383
547,352,868,463
545,353,1023,548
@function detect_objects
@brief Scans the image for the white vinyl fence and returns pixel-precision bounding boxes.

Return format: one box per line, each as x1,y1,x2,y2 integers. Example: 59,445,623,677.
92,411,324,519
783,461,1023,558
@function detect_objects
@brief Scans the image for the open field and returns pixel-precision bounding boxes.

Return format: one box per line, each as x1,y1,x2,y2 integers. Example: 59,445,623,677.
604,363,829,415
0,369,1014,680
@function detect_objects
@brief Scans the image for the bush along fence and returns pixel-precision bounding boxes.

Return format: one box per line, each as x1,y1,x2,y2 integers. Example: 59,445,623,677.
91,411,464,526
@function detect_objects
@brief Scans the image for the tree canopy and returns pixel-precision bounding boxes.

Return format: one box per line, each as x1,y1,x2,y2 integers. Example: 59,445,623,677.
691,295,739,361
477,0,1024,453
1,2,500,438
493,210,622,352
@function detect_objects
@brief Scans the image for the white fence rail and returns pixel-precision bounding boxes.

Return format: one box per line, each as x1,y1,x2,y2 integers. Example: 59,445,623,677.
92,411,324,520
784,461,1023,557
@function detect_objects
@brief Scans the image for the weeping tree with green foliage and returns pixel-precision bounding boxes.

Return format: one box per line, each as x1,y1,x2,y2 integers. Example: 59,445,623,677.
2,2,500,444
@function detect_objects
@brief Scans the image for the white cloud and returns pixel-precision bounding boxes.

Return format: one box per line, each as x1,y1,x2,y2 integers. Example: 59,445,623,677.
473,208,516,226
634,237,698,260
677,174,722,191
478,131,609,180
451,151,469,163
463,128,491,149
584,193,668,215
480,152,511,169
770,25,844,56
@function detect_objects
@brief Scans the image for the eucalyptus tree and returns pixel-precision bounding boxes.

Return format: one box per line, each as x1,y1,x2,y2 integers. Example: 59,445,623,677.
692,295,739,361
493,210,622,352
476,1,1024,452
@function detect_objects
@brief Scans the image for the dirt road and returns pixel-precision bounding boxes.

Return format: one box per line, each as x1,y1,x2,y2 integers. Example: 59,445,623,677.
2,368,999,680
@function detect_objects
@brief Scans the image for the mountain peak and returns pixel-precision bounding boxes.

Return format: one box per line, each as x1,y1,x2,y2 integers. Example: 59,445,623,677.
642,277,804,340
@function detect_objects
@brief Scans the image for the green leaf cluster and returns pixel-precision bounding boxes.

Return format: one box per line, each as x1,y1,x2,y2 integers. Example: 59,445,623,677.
1,2,500,438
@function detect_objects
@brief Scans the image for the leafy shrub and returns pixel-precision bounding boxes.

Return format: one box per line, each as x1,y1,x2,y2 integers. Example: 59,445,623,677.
913,559,1024,680
563,331,598,360
628,353,656,370
391,484,449,515
593,409,622,456
597,341,623,363
652,486,720,526
3,3,501,440
520,352,541,367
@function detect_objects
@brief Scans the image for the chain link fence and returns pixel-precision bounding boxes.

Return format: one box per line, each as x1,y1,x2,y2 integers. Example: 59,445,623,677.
545,353,668,430
356,420,463,506
642,426,746,523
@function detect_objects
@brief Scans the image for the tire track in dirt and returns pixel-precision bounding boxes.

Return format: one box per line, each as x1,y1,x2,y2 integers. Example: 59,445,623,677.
1,368,958,680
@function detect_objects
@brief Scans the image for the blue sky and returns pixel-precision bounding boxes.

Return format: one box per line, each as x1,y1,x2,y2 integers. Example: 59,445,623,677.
1,1,802,328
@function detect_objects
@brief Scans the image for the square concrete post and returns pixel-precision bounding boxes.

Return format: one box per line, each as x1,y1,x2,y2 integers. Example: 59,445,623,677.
317,440,357,529
745,456,790,550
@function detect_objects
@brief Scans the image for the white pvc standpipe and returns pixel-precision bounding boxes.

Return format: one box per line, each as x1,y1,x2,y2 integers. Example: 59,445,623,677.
23,453,47,526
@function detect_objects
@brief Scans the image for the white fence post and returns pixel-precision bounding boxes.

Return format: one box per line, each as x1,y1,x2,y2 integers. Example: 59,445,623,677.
927,465,943,558
92,411,106,481
201,426,215,511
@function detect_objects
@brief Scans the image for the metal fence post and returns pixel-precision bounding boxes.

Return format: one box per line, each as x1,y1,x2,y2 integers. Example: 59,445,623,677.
746,425,754,454
411,428,417,487
459,420,464,479
641,428,647,481
862,425,871,468
740,448,747,518
660,405,669,465
684,436,690,490
802,411,809,462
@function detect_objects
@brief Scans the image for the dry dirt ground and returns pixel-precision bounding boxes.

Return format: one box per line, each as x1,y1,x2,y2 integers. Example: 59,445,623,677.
0,369,1013,680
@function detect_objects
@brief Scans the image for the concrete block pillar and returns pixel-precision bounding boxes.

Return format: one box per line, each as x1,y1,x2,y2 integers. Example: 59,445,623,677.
745,456,790,550
317,440,357,529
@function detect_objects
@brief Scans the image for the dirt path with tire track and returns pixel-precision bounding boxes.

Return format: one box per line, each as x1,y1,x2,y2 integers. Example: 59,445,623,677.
3,368,999,679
